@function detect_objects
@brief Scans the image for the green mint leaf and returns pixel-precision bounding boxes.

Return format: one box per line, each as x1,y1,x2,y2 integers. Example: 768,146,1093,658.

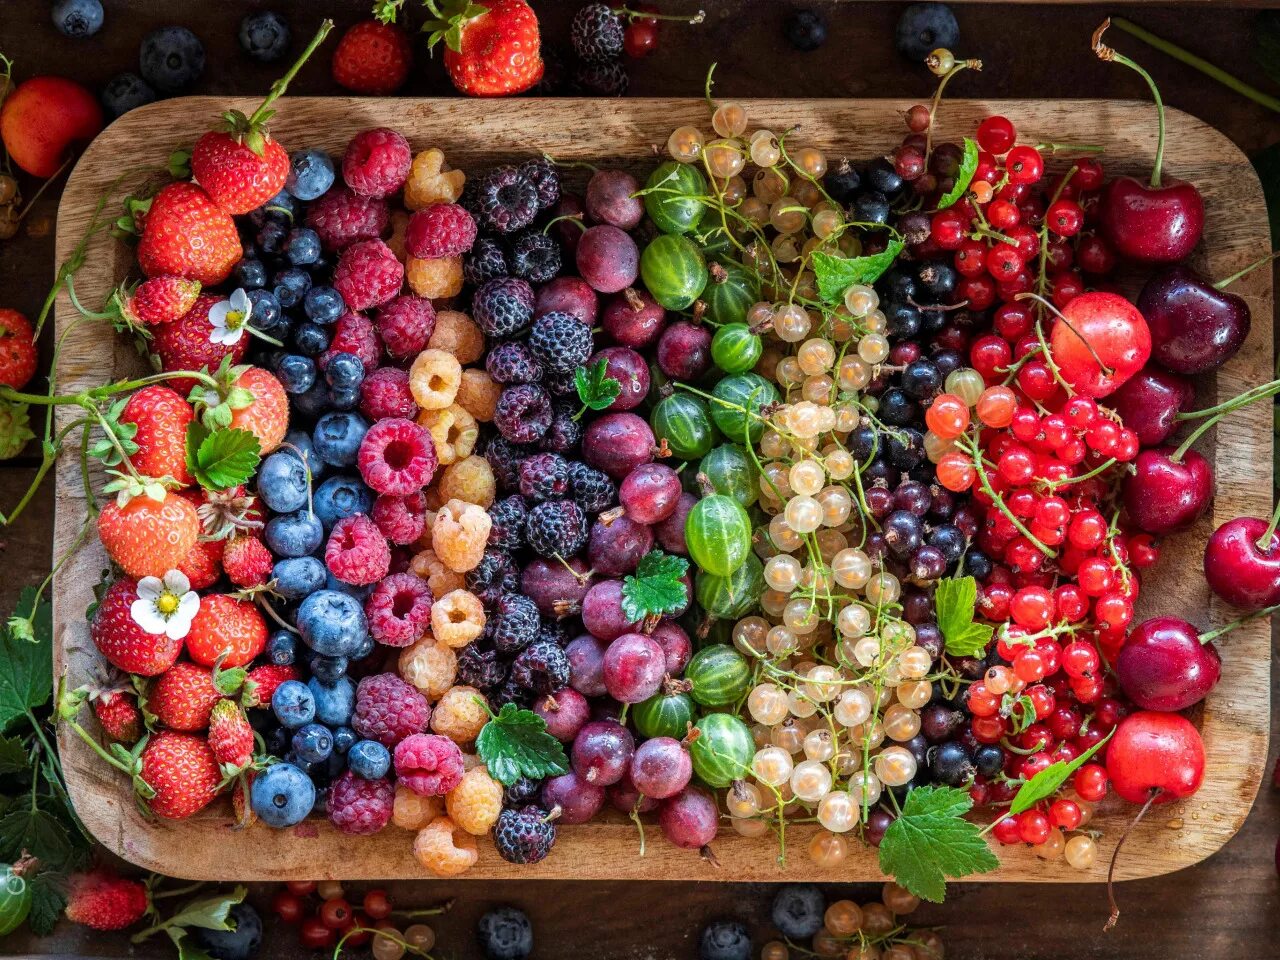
937,137,980,209
475,703,569,786
189,427,261,491
574,359,622,413
0,733,27,775
620,551,690,622
0,807,74,872
878,785,999,902
934,576,993,658
28,872,67,936
1009,729,1114,816
0,587,52,730
185,420,210,484
812,243,904,304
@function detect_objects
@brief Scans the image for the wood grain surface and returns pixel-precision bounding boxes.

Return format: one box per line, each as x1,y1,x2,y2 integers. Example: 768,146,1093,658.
48,96,1272,885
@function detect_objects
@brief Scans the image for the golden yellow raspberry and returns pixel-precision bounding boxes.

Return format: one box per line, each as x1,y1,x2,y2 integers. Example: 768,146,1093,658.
432,685,489,745
407,254,463,300
445,764,504,836
455,368,501,422
404,148,466,211
413,816,478,877
439,455,496,508
409,548,465,597
386,210,410,263
399,637,458,701
409,349,462,411
427,310,485,365
393,785,443,831
432,500,490,572
431,589,486,648
417,404,478,467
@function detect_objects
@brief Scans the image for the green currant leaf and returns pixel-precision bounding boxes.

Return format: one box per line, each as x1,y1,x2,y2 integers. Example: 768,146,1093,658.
0,733,27,775
812,243,904,304
1001,692,1037,735
0,587,52,729
878,785,999,902
28,872,67,936
620,551,690,623
0,807,73,872
475,703,568,786
1009,729,1113,815
574,359,623,414
937,137,980,209
934,576,993,659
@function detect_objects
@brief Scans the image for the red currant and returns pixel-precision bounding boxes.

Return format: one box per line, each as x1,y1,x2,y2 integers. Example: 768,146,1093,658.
1074,763,1109,802
1046,199,1084,237
976,115,1017,154
1005,146,1044,184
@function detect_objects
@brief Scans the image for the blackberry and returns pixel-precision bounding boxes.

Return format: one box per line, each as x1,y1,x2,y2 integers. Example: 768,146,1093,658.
518,452,570,502
570,4,624,63
464,237,510,287
546,371,580,397
493,805,556,864
473,277,535,338
494,383,554,445
467,548,516,593
538,617,575,647
518,157,561,211
490,593,540,655
573,60,629,97
567,462,616,513
510,639,571,694
486,340,545,385
543,401,583,454
484,436,530,492
503,776,542,807
476,165,540,235
525,498,588,558
529,311,593,375
488,495,528,551
456,644,507,692
509,231,562,284
494,677,534,710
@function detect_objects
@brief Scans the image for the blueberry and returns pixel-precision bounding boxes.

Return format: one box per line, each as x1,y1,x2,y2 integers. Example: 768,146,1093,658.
191,902,263,960
275,354,316,394
234,259,268,290
239,10,291,62
284,228,321,267
323,572,375,603
257,220,288,255
250,762,315,827
313,474,373,529
282,429,326,478
312,412,369,468
327,385,360,412
272,556,327,600
325,352,364,391
308,676,355,727
246,288,286,338
478,906,533,960
291,722,334,764
53,0,104,38
266,630,297,666
770,885,825,940
286,148,336,201
296,590,369,657
293,322,330,356
347,740,391,780
140,26,205,94
263,509,323,558
273,267,312,309
332,726,357,755
257,450,311,512
303,285,345,324
292,381,333,419
783,9,826,52
895,3,959,61
100,72,155,119
308,653,349,685
698,921,751,960
271,679,315,729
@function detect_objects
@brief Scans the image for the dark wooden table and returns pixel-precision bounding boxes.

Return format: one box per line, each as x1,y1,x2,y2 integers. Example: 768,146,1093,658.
1,1,1278,957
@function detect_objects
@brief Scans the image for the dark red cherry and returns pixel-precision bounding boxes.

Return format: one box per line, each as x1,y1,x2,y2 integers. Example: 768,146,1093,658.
1137,265,1250,374
1121,446,1213,535
1108,366,1194,446
1203,516,1280,611
1114,616,1221,711
1100,176,1204,265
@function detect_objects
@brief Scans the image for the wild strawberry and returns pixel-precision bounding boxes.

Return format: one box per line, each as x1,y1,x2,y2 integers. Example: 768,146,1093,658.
118,385,195,485
118,276,202,327
139,731,223,819
97,490,200,580
223,533,272,588
149,661,224,732
178,536,225,590
150,293,249,395
136,182,243,286
90,579,184,676
186,594,268,668
227,366,289,454
425,0,544,97
244,663,299,708
0,308,38,389
64,868,149,931
231,770,257,828
208,699,254,769
92,690,143,743
332,20,412,95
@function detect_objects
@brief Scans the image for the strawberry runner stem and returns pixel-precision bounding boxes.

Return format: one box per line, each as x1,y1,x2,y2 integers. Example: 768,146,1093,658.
247,20,334,130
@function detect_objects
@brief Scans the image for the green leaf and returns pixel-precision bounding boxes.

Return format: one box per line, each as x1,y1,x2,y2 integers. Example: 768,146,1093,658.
937,137,980,209
0,732,27,774
28,873,67,936
0,587,52,731
163,885,248,932
620,551,690,622
934,576,993,658
0,808,74,872
1001,692,1036,735
1253,142,1280,247
167,929,218,960
1009,729,1113,815
186,424,261,492
878,785,999,902
812,243,904,304
1253,12,1280,88
574,359,622,414
475,703,568,786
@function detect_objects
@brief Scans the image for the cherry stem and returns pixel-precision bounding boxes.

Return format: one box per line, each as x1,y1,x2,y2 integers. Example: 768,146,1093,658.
1177,376,1280,421
1093,19,1167,189
617,5,705,23
1199,599,1280,644
1259,498,1280,552
1171,409,1222,462
249,20,334,129
1214,250,1280,291
1104,788,1161,932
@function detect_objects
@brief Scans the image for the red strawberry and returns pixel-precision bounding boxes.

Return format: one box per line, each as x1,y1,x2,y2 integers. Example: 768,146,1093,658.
64,868,149,931
178,536,225,590
90,579,183,677
118,385,195,485
186,594,268,668
227,366,289,454
149,661,224,732
136,182,243,286
223,533,272,588
208,699,254,769
244,663,299,708
151,293,249,395
122,276,202,326
97,490,200,580
0,308,37,389
426,0,543,97
139,731,223,819
332,20,412,95
93,690,143,744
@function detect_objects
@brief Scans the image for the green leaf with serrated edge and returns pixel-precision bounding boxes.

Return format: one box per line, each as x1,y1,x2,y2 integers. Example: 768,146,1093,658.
574,359,622,413
812,243,905,304
878,785,999,902
620,551,690,623
937,137,980,209
934,576,993,658
0,808,74,871
1009,729,1113,816
28,873,67,936
167,928,218,960
185,420,209,484
160,885,248,933
192,428,261,491
475,703,568,786
0,588,52,730
0,732,27,774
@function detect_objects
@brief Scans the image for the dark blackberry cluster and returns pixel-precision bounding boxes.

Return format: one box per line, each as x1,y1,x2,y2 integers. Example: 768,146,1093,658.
568,4,629,96
493,805,557,864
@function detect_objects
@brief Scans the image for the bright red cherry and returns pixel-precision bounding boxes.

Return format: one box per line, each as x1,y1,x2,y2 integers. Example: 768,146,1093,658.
1203,516,1280,611
1105,711,1205,804
1122,446,1214,535
1047,291,1151,398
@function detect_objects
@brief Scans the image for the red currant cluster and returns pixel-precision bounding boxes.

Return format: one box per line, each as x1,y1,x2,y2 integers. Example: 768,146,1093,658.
271,881,438,958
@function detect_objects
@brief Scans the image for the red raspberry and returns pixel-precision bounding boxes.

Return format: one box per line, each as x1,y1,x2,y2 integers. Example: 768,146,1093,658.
375,295,437,361
365,571,433,647
328,770,395,835
405,203,478,259
394,733,465,796
360,367,417,421
332,20,412,96
357,417,437,495
306,186,390,252
353,673,430,747
325,513,392,585
371,490,428,544
334,239,405,311
343,128,412,199
222,534,272,588
321,312,383,372
244,664,300,708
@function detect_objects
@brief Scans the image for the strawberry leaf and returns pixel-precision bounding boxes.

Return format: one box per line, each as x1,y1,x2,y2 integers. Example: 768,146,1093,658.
475,703,568,786
620,551,689,622
186,423,261,492
574,358,622,415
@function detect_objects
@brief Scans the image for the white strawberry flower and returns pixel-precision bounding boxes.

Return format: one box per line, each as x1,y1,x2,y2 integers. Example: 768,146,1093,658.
130,570,200,639
208,288,252,346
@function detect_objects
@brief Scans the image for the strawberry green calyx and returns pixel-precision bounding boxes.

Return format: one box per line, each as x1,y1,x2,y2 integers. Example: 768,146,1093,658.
374,0,408,24
101,469,181,508
0,399,33,460
56,685,157,803
422,0,489,53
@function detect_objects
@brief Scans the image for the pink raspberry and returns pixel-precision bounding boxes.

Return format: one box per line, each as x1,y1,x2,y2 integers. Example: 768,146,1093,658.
365,571,433,647
343,128,413,199
325,513,391,585
334,239,404,311
305,186,390,252
353,673,430,747
360,367,417,421
357,417,437,495
320,312,383,372
394,733,465,797
371,490,428,544
328,770,395,835
405,203,478,259
375,295,437,361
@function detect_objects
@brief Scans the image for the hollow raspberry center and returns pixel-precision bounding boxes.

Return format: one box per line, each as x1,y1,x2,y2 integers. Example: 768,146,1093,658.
382,438,414,470
391,590,416,618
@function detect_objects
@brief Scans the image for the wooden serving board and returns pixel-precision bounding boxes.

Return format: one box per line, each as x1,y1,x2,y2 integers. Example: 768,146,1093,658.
52,98,1271,882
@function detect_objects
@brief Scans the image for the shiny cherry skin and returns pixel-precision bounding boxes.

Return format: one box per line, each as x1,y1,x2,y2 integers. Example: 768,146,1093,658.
1108,366,1194,447
1105,711,1205,804
1114,617,1221,711
1047,291,1150,398
1122,446,1213,535
1100,175,1205,265
1203,516,1280,611
1137,265,1251,375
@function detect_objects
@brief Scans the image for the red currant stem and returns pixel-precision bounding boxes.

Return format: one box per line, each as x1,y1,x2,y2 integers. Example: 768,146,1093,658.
1257,498,1280,552
1016,292,1114,376
1039,456,1117,491
332,926,433,960
389,901,454,919
960,436,1057,558
703,61,718,108
1213,250,1280,291
923,61,978,162
1092,19,1167,189
1109,17,1280,116
1034,141,1106,156
1034,318,1076,398
616,5,705,23
1104,788,1161,932
970,225,1018,247
1199,600,1280,644
247,20,334,130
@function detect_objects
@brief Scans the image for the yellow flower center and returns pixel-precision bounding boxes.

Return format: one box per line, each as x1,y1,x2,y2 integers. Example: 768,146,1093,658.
225,309,246,331
156,592,180,616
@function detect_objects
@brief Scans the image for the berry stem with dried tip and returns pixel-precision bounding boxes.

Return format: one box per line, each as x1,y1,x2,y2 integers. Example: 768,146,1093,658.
1093,19,1167,188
